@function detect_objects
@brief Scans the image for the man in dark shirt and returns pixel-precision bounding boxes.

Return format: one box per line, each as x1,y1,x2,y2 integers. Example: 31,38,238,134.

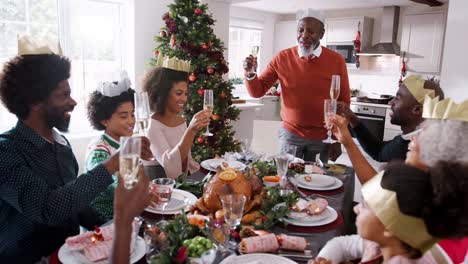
0,37,151,263
338,75,444,162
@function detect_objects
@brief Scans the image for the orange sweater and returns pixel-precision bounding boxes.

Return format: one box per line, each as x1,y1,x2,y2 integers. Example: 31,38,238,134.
246,46,351,140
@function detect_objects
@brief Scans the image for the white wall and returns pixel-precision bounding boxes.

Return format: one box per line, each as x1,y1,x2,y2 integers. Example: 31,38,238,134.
440,0,468,101
202,0,230,62
230,6,280,73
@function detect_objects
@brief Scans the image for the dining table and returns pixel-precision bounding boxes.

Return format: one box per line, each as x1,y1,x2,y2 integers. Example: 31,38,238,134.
139,161,356,264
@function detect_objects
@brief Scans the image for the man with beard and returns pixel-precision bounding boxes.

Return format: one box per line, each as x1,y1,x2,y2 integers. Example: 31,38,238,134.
337,75,444,162
0,36,152,263
243,16,350,162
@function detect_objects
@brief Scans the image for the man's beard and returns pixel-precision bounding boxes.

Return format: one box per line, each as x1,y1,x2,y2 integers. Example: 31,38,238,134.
297,40,319,58
45,106,71,132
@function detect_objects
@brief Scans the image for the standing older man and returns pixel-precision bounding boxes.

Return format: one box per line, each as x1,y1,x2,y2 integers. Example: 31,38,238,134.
243,16,350,162
0,36,152,263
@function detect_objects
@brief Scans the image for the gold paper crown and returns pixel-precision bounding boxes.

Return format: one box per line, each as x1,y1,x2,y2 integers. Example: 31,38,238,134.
422,95,468,122
403,75,435,104
17,34,63,56
362,171,438,253
155,53,191,73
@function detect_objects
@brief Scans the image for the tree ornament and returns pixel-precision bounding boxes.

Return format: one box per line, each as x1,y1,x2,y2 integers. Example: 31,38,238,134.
194,8,202,15
220,91,226,99
207,68,215,75
189,73,197,82
160,30,167,37
221,59,226,65
197,137,204,144
202,43,208,50
212,114,220,121
153,50,159,57
197,88,205,96
170,35,176,48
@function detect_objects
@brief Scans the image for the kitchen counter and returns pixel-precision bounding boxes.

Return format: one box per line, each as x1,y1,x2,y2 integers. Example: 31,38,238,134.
232,102,263,109
351,97,391,108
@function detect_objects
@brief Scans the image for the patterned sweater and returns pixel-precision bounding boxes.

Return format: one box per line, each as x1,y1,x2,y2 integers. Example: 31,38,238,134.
84,133,119,222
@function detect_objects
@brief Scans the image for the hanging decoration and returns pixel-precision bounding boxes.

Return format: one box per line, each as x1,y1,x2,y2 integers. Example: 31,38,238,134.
400,52,408,82
353,21,361,69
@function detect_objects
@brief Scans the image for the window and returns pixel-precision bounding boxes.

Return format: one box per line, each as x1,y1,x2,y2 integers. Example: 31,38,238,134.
0,0,131,134
228,18,262,79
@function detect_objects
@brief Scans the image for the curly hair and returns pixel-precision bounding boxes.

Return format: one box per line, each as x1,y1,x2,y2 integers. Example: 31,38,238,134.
0,54,71,119
141,67,188,115
418,119,468,166
86,88,135,130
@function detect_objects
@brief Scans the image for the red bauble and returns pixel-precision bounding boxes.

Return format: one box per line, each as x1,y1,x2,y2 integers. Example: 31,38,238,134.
153,50,159,57
197,137,204,144
197,88,204,96
221,59,226,65
207,68,215,75
201,43,208,49
220,91,226,99
212,114,220,121
160,30,167,37
189,73,197,82
194,8,202,15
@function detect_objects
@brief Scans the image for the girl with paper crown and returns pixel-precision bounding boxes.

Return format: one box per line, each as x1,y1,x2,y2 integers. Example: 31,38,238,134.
142,53,211,179
84,72,136,222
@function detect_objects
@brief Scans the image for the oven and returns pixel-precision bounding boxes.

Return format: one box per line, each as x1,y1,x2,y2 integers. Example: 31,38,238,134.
350,104,386,141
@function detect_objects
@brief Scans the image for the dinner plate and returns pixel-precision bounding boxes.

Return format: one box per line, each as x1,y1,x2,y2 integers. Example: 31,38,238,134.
296,174,336,188
281,206,338,227
220,253,297,264
296,176,343,191
144,189,197,215
274,202,329,223
58,236,145,264
200,159,246,171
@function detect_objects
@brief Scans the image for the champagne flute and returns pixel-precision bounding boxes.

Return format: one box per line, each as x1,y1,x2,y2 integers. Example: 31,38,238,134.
330,75,341,101
119,136,142,189
203,90,214,136
323,99,337,144
250,46,260,74
275,145,297,188
134,92,151,136
221,194,246,249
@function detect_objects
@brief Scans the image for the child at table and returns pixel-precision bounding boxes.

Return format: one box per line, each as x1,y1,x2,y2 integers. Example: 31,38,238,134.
309,161,468,264
84,74,135,222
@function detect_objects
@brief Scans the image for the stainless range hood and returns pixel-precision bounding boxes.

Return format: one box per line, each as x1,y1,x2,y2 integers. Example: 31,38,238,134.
358,6,401,56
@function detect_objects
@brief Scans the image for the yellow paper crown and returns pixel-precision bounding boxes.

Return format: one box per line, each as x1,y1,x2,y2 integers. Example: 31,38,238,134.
362,171,438,253
403,75,435,104
155,53,191,73
422,95,468,122
17,34,63,56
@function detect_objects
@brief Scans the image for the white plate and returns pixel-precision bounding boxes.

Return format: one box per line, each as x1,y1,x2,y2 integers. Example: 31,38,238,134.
58,236,145,264
220,253,297,264
296,174,336,188
200,159,246,171
144,189,197,215
274,202,329,223
296,176,343,191
281,206,338,227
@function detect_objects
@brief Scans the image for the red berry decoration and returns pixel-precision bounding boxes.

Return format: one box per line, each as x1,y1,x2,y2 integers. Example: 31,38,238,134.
197,88,204,96
201,43,208,49
207,68,215,75
160,30,167,37
189,73,197,82
212,114,220,121
194,8,202,15
197,137,204,144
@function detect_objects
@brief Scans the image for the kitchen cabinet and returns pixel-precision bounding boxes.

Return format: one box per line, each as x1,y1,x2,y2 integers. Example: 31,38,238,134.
323,17,373,49
274,21,297,54
400,11,446,73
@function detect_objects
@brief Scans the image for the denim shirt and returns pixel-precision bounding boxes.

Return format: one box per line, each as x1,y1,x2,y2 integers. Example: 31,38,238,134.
0,121,113,263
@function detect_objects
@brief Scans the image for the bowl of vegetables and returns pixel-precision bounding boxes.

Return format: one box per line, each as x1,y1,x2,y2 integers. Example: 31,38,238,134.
183,236,217,264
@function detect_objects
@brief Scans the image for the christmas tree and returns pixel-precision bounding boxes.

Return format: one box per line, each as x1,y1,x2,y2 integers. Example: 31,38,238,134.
152,0,240,162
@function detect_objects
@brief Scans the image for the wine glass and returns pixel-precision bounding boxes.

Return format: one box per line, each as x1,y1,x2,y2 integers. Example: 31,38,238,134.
275,145,297,188
250,46,260,74
119,136,142,189
330,75,341,101
151,178,175,214
240,138,251,161
323,99,337,144
221,194,246,249
134,92,151,136
203,89,214,136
